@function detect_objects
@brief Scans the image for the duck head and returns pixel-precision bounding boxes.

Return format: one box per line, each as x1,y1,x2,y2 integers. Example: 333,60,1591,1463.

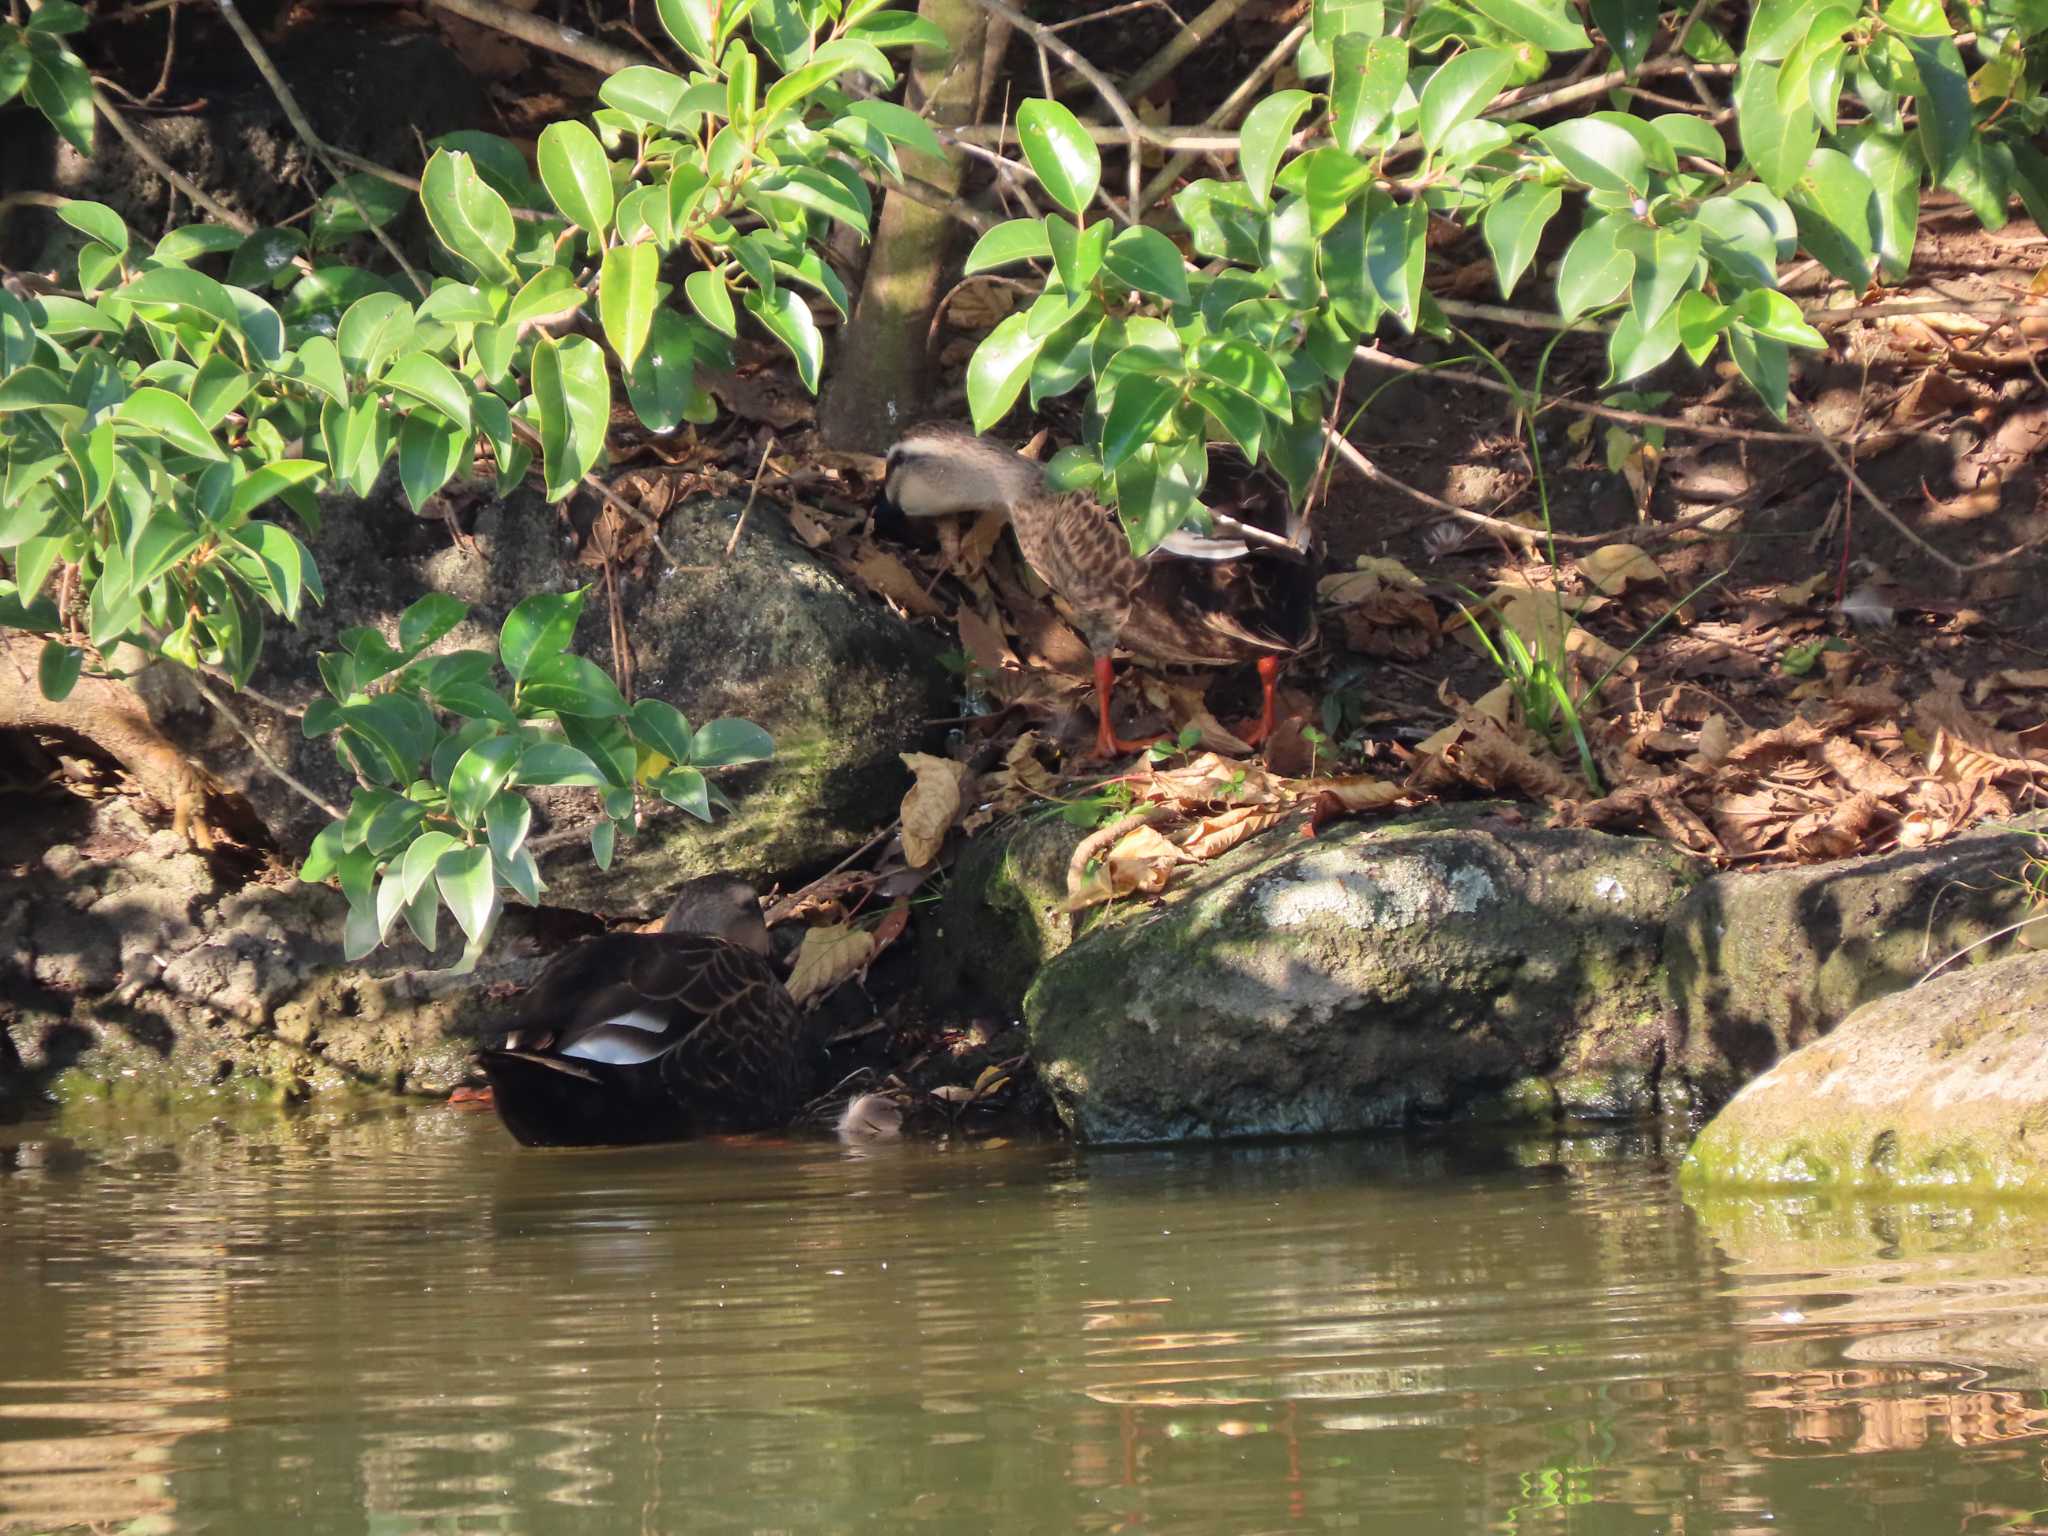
659,875,771,955
878,426,1045,521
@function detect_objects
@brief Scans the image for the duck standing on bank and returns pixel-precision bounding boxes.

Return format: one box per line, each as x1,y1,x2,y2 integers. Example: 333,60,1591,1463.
879,425,1303,760
477,877,821,1148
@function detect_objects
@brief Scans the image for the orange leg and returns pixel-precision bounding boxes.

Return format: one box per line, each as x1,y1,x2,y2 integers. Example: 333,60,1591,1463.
1089,654,1164,760
1235,656,1284,749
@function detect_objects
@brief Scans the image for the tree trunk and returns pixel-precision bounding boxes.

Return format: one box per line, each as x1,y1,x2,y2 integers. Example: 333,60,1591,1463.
817,0,992,451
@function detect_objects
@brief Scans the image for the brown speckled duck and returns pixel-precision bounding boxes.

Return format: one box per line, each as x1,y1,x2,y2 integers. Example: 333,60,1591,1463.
477,877,820,1148
881,425,1297,759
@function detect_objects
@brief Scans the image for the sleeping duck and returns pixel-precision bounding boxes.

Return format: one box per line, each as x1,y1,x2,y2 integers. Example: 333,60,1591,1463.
477,877,822,1148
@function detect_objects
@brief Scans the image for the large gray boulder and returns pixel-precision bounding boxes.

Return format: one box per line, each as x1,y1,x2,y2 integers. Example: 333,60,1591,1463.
144,486,953,917
934,808,2045,1145
1023,810,1695,1144
1682,948,2048,1196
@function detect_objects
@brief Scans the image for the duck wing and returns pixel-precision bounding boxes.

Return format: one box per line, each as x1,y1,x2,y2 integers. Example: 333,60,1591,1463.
1009,490,1147,654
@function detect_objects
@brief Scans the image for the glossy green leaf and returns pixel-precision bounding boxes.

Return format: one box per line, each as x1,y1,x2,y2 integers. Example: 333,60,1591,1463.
1240,88,1316,207
1735,63,1821,196
744,286,823,393
1787,147,1877,288
1733,288,1826,350
1482,180,1560,299
1419,49,1515,154
229,460,324,521
1467,0,1590,52
397,410,470,513
1843,128,1922,281
448,737,521,829
964,218,1053,273
537,121,616,234
1099,374,1178,472
1606,296,1684,383
1902,34,1972,183
691,717,774,767
628,698,696,764
601,65,691,128
654,766,712,820
1363,196,1427,331
1617,223,1700,332
311,173,411,245
517,740,608,787
1102,225,1190,304
1045,216,1108,294
1538,116,1650,197
530,335,611,500
847,99,945,163
26,46,92,154
1330,34,1407,155
500,588,586,681
598,241,659,370
117,387,226,461
1016,99,1101,216
1745,0,1812,61
1727,326,1790,419
1588,0,1657,72
436,845,496,945
38,639,81,702
624,308,702,432
966,311,1042,432
418,151,518,284
519,652,628,718
1556,215,1635,319
57,199,127,257
654,0,715,59
336,291,417,378
383,352,472,428
685,269,738,336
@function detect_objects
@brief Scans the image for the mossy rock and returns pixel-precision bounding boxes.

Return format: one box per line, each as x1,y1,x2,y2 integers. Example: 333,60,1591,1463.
1682,947,2048,1198
1024,807,1695,1144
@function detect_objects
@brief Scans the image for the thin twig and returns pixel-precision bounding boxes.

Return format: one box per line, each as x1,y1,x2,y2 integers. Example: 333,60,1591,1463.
214,0,427,295
725,437,776,561
967,0,1146,222
422,0,647,74
1792,400,1967,578
1138,18,1307,212
92,89,253,233
1121,0,1258,103
191,673,344,820
1325,429,1545,549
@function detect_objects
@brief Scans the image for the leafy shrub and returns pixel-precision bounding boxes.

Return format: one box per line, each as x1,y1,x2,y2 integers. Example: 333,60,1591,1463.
964,0,2048,550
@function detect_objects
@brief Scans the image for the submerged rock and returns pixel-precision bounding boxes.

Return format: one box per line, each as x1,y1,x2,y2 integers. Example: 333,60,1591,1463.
1682,948,2048,1196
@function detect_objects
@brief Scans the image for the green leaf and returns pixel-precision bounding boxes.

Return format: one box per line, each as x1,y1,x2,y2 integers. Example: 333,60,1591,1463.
486,790,532,866
964,218,1052,273
436,845,497,945
38,639,81,701
1193,337,1291,417
448,736,521,829
1467,0,1590,52
598,241,659,370
518,739,608,787
26,2,90,34
1556,214,1634,319
966,311,1043,432
418,151,517,285
1727,325,1790,419
1735,63,1821,196
519,652,628,718
756,165,872,235
1588,0,1657,72
1676,290,1733,363
336,291,417,378
1538,116,1651,197
625,308,703,432
1787,147,1877,288
744,286,823,393
654,766,712,819
1363,196,1427,331
1648,113,1726,164
311,173,411,246
602,65,691,128
1016,99,1101,216
26,46,92,154
654,0,715,59
691,717,774,766
1482,180,1560,298
537,121,616,234
1044,215,1108,295
847,99,945,163
1099,374,1178,471
685,269,738,336
1617,223,1700,332
1843,129,1920,281
1419,49,1515,154
1902,33,1972,183
1101,225,1190,305
530,335,611,500
500,588,586,681
0,45,25,110
1745,0,1812,61
383,352,473,428
117,387,226,461
628,698,696,763
1330,34,1407,155
57,199,127,257
1733,288,1826,350
1606,296,1684,383
397,410,470,512
1240,88,1315,207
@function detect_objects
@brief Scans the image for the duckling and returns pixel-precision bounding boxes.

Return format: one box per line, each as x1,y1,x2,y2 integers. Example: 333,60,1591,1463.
477,876,821,1148
880,424,1298,759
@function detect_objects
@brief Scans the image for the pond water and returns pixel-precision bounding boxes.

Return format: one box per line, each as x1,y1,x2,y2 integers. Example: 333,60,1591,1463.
5,1107,2048,1535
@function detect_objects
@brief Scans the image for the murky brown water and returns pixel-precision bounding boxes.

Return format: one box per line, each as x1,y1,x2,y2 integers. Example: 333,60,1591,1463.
5,1107,2048,1534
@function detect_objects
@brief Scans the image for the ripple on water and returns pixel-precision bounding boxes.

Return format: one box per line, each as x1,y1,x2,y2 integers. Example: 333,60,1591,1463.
6,1113,2048,1533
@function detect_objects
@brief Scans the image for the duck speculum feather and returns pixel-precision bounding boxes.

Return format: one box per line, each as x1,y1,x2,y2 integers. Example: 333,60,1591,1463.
476,878,819,1148
881,425,1307,758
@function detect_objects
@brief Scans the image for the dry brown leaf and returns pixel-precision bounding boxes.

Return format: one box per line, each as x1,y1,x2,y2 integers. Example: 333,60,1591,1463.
787,923,877,1005
980,732,1060,811
1142,751,1288,809
900,752,973,867
1494,588,1576,660
786,504,833,548
1578,545,1667,596
1140,677,1253,753
1818,736,1914,797
1181,804,1292,860
1298,775,1403,813
1067,825,1193,908
1694,714,1737,767
847,548,948,619
949,282,1016,329
1317,556,1427,603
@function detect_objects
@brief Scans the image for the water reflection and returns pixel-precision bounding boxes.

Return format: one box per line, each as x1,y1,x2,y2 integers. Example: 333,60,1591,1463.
3,1110,2048,1533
